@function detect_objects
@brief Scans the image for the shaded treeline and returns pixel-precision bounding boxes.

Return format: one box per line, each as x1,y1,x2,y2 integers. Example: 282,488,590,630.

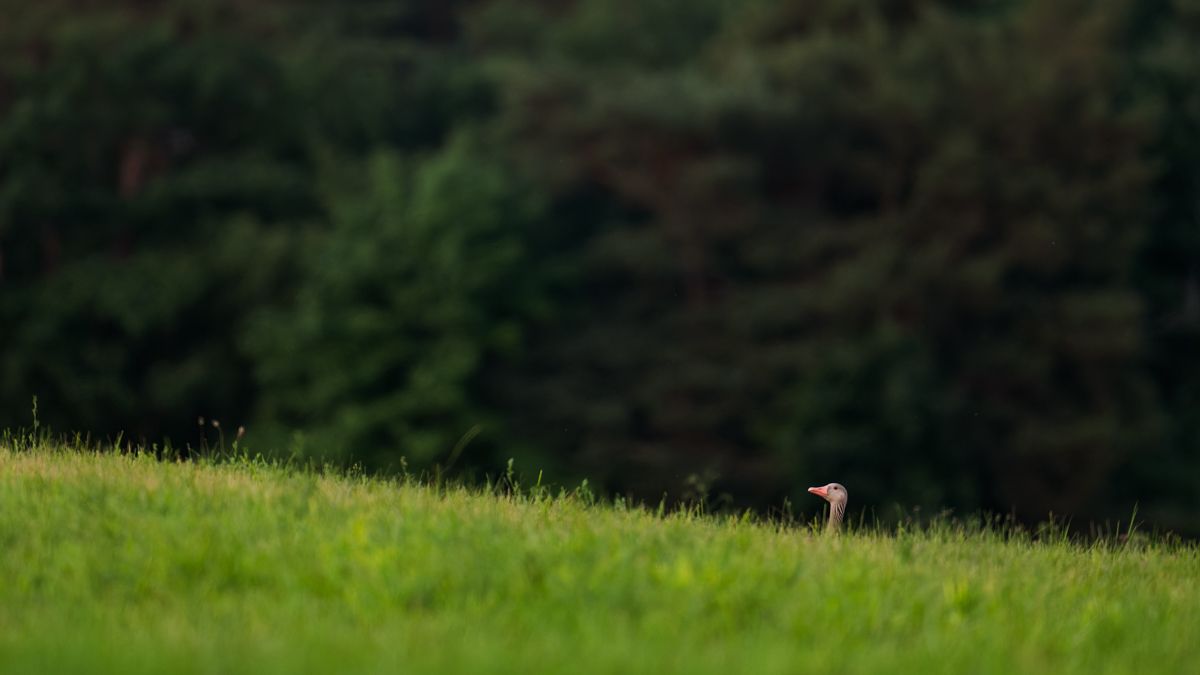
1,0,1197,531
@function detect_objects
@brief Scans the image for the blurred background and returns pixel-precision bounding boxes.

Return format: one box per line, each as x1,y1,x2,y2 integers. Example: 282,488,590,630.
1,0,1198,533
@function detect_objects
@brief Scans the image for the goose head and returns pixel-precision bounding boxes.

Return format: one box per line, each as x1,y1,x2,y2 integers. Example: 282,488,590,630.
807,482,849,531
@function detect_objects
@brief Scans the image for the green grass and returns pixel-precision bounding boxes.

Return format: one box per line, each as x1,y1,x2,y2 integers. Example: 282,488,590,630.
1,442,1196,675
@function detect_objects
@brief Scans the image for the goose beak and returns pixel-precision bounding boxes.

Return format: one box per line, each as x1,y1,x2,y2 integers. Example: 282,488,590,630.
807,486,829,500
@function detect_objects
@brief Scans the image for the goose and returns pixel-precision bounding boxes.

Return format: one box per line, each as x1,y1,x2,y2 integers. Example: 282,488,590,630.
807,483,848,532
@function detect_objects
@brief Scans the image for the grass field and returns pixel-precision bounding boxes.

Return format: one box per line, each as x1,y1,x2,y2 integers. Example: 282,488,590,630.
1,442,1196,674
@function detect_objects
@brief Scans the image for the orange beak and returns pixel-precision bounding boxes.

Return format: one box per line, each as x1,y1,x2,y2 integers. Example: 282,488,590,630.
807,486,829,500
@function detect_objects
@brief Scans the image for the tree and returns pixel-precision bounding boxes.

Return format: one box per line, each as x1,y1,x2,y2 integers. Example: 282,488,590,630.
480,0,1160,519
0,0,490,444
245,137,546,470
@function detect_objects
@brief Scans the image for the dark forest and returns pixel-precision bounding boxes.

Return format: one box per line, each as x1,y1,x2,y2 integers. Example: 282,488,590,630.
2,0,1198,533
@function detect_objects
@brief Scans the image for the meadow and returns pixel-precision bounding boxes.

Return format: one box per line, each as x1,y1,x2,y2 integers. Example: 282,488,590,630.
0,441,1196,674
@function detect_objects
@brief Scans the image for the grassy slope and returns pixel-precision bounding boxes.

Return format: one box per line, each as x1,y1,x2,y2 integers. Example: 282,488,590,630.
0,445,1196,675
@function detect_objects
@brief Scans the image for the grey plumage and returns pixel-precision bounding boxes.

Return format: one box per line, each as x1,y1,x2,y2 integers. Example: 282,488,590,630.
807,483,848,532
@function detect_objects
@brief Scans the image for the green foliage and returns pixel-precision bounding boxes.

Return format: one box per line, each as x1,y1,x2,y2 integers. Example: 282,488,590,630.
0,1,312,442
0,0,478,445
1,445,1197,674
1,0,1198,531
1127,0,1200,531
484,0,1166,521
245,138,544,468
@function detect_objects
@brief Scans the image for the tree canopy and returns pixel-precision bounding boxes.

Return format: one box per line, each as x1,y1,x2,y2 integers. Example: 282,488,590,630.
1,0,1197,532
